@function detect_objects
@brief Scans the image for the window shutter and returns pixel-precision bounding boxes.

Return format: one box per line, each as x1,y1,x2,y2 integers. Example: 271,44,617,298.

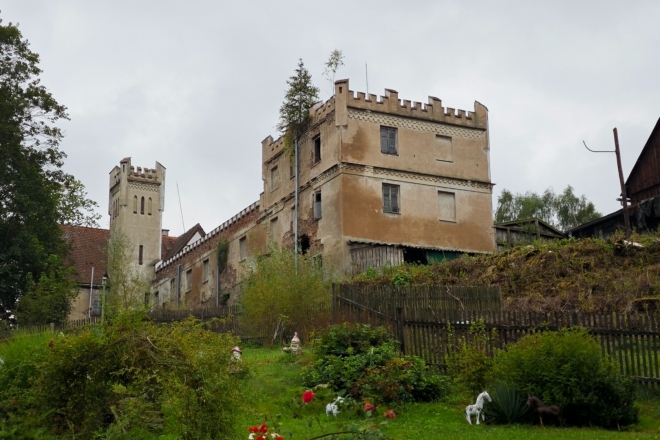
383,185,391,212
391,186,399,213
388,129,396,154
380,127,388,154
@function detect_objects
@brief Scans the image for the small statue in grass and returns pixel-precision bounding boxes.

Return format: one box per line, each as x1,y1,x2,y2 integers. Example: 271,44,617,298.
282,332,302,355
230,346,242,362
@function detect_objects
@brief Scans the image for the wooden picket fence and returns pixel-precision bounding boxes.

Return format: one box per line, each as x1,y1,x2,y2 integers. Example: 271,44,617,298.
331,285,660,387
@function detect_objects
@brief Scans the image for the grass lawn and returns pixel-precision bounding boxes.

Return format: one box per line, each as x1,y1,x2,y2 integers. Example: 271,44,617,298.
237,347,660,440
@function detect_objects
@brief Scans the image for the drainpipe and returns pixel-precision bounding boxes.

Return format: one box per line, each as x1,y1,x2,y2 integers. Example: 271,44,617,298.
88,266,94,319
176,264,181,309
294,138,299,266
215,267,220,307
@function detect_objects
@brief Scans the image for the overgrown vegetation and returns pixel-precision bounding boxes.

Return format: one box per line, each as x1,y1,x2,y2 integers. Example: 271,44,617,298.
0,313,245,439
493,328,639,429
106,232,150,314
446,320,495,396
240,246,330,344
302,324,449,404
350,232,660,313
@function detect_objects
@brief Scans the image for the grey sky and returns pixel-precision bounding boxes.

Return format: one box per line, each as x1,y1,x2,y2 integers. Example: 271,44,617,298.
4,1,660,235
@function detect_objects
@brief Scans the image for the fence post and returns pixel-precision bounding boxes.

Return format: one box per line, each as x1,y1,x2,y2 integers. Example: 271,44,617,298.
396,307,406,355
331,284,337,324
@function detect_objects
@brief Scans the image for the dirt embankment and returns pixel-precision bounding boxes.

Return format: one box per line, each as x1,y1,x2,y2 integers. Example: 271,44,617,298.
349,233,660,313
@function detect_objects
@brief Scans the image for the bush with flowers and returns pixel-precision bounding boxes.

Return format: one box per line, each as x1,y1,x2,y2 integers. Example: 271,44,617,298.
302,324,449,404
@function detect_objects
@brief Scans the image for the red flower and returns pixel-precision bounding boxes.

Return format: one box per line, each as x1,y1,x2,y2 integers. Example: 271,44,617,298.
364,401,375,412
259,423,268,433
384,409,396,420
257,437,265,440
302,390,315,404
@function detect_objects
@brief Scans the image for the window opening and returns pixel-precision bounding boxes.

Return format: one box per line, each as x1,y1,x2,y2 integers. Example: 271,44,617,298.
313,191,322,220
270,217,278,242
403,247,428,265
185,269,192,292
380,126,397,155
300,234,310,255
133,196,137,214
148,197,152,215
270,166,279,191
140,197,145,215
239,236,247,261
382,184,400,214
313,135,321,164
203,259,209,282
139,245,144,265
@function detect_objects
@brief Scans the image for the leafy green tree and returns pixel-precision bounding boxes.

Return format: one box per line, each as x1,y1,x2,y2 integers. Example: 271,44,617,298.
15,255,77,325
323,48,344,93
495,185,601,231
106,232,149,314
277,58,320,155
0,18,99,315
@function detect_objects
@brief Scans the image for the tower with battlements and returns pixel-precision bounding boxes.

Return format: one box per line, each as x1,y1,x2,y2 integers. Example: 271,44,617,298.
108,158,166,279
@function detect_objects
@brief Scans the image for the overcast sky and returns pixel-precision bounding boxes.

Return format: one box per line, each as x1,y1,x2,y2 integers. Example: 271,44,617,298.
4,1,660,236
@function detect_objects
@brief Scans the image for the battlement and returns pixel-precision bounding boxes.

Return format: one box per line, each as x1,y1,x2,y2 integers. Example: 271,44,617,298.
334,79,487,130
128,165,160,183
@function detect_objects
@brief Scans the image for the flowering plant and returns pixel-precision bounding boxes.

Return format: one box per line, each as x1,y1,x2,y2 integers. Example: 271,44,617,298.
383,409,396,420
302,390,315,404
248,423,283,440
364,401,375,413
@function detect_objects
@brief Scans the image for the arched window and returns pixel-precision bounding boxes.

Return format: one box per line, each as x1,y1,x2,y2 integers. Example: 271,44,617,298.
133,196,137,214
148,197,152,215
140,197,145,215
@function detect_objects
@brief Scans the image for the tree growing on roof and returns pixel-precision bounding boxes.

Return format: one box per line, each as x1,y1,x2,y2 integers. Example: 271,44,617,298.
277,58,320,156
495,186,601,231
323,49,344,95
0,17,99,316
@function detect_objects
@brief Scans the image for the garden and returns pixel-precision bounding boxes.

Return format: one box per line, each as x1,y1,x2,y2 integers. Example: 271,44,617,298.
0,316,659,439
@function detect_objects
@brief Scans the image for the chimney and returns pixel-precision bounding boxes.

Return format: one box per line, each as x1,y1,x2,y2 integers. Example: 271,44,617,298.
162,229,170,236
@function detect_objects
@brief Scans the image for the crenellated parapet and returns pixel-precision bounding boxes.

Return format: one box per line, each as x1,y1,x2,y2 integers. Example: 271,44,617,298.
333,79,488,130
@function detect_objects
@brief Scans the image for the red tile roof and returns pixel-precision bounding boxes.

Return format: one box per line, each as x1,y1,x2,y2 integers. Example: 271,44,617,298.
61,225,109,285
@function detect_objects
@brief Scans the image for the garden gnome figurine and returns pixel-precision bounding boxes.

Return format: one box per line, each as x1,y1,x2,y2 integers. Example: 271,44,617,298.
230,346,242,361
290,332,301,355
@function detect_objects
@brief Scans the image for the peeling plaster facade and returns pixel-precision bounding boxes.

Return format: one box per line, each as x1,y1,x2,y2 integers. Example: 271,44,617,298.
108,79,495,310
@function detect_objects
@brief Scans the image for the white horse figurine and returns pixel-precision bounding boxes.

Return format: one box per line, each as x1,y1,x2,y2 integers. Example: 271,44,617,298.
465,391,491,425
325,396,345,416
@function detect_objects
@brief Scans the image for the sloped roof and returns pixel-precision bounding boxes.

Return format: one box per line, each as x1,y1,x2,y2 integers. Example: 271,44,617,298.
161,235,178,260
162,223,205,261
625,116,660,187
494,218,565,237
61,225,109,285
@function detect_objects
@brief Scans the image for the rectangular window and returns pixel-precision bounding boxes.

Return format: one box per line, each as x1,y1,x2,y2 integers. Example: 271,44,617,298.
239,236,247,261
138,245,143,265
154,291,159,307
313,135,321,164
270,217,278,242
203,259,209,282
438,191,456,222
144,292,150,306
382,184,400,214
313,191,322,220
170,278,175,292
185,269,192,292
289,156,295,179
436,135,453,162
380,126,397,155
270,166,279,191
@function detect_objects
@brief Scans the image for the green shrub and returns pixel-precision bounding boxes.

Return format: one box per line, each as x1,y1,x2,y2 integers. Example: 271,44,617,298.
302,324,449,404
7,313,245,439
483,382,532,425
446,320,495,396
493,327,638,428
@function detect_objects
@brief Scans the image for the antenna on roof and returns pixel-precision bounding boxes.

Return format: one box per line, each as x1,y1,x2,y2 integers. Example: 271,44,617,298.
365,62,369,96
176,182,185,233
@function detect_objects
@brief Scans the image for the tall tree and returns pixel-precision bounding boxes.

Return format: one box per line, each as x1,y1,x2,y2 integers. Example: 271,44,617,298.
0,18,99,316
277,59,320,154
494,185,601,231
323,49,344,95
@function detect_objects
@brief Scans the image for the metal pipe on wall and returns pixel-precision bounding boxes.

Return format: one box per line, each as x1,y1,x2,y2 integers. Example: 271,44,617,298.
176,264,181,309
294,138,299,265
88,266,94,319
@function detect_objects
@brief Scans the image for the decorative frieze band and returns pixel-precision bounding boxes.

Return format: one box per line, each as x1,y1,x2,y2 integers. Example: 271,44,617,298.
128,182,160,193
348,109,485,140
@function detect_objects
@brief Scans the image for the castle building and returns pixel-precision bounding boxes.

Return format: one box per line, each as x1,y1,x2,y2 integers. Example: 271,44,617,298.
66,79,495,314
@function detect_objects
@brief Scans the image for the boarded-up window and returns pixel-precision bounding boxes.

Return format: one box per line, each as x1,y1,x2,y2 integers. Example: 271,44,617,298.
382,183,400,214
314,191,322,220
203,259,209,282
185,269,192,292
313,135,321,164
380,126,397,155
239,236,247,261
436,135,453,162
270,217,278,242
438,191,456,222
270,166,279,191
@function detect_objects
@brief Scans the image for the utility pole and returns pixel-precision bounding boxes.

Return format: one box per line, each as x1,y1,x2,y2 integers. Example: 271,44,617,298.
582,127,631,235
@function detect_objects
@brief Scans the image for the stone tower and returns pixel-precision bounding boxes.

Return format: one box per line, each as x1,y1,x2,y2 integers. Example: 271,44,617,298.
108,157,166,279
